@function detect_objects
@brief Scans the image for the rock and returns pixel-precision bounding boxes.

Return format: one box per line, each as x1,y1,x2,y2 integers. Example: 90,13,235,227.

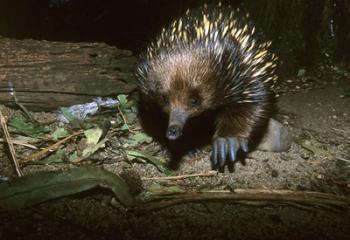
257,118,293,152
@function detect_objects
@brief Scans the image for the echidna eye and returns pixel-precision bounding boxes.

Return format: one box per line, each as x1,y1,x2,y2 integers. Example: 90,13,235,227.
190,97,201,107
163,96,170,105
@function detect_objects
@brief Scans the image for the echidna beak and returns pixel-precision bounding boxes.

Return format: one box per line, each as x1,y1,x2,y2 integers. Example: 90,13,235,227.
166,107,187,140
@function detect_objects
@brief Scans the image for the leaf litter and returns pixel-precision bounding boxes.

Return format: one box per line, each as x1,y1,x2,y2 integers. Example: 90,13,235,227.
0,94,171,211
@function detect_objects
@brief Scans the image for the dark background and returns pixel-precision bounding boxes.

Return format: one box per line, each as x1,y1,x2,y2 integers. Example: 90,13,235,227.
0,0,349,76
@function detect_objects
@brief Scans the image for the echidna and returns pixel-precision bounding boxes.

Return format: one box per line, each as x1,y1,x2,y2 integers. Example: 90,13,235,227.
137,2,278,170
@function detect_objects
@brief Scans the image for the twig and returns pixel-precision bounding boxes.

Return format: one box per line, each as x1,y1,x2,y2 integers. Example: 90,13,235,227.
336,156,350,163
116,104,127,125
21,130,83,165
116,104,136,133
142,171,217,181
0,108,22,176
133,189,350,213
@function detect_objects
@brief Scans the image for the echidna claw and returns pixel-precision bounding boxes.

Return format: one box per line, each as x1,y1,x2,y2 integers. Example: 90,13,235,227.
211,137,249,170
186,148,201,158
240,138,249,152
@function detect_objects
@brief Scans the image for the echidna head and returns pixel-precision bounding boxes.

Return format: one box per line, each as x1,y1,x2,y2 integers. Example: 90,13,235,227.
138,49,219,140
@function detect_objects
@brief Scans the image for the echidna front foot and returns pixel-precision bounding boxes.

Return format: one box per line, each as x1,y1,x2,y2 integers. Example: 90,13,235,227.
211,137,249,171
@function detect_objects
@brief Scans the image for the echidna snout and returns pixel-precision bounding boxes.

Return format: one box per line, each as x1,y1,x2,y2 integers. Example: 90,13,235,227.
166,107,188,140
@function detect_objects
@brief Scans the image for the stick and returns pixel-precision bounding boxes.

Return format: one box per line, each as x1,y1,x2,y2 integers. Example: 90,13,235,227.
116,103,136,133
0,108,22,176
133,189,350,213
336,156,350,163
142,171,217,181
21,130,83,165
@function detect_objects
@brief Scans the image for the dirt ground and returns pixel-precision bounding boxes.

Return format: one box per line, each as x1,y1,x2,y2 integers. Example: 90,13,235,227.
0,65,350,240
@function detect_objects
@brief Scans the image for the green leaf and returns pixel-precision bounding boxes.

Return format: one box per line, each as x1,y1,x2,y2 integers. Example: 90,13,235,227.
127,132,152,147
84,127,103,145
8,117,49,137
0,167,134,211
35,149,66,164
69,151,79,162
117,94,128,107
60,107,76,122
126,150,173,176
16,102,37,123
125,112,137,124
121,123,129,131
71,127,107,162
82,139,107,159
52,127,69,140
123,99,135,109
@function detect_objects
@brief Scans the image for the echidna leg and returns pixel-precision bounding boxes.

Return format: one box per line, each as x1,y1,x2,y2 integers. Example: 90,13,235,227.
211,104,268,169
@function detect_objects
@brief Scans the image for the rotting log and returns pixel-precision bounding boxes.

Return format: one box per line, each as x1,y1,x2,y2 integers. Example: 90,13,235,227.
0,36,137,111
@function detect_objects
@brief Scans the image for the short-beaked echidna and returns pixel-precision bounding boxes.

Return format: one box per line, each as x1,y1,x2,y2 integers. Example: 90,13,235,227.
137,2,278,170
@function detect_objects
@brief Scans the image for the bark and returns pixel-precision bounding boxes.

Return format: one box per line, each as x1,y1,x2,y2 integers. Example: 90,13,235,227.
0,37,137,111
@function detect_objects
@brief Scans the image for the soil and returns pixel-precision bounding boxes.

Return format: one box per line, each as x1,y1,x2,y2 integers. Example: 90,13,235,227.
0,65,349,240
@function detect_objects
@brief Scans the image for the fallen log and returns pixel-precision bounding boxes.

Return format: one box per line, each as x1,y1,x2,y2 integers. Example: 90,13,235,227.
0,36,137,111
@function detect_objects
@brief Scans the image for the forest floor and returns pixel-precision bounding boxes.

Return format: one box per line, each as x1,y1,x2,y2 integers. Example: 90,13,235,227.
0,64,349,240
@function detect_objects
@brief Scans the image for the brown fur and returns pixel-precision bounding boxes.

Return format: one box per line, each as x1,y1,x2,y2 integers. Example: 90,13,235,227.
147,49,218,118
137,4,277,168
138,48,274,166
215,101,274,136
